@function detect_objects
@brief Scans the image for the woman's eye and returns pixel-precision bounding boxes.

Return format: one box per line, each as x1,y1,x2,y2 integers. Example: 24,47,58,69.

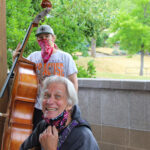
44,93,50,99
55,95,61,99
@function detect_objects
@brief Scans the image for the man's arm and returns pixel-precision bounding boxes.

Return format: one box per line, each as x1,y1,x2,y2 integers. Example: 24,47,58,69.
68,73,78,92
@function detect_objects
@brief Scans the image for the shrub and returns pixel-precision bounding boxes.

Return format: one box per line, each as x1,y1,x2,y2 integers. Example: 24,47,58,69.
77,59,96,78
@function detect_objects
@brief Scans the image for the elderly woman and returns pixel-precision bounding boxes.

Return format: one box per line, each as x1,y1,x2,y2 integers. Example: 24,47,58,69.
20,76,100,150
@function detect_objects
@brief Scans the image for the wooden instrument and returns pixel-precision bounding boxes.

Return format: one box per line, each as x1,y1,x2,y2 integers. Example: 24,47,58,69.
0,1,52,149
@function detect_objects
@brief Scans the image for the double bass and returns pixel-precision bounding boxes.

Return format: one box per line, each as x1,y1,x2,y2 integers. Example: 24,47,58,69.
0,0,52,149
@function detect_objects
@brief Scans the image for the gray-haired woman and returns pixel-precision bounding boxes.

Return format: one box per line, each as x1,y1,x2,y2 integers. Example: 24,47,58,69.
20,76,100,150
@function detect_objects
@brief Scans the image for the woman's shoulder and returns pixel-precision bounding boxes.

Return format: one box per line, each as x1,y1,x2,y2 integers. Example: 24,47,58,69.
65,123,92,142
73,125,92,137
65,126,99,150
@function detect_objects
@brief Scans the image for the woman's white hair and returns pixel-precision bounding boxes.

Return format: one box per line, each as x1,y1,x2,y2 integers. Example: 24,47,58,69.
40,75,78,105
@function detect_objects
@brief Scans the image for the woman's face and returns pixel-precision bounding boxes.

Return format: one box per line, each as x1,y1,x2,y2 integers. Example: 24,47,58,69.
42,82,71,119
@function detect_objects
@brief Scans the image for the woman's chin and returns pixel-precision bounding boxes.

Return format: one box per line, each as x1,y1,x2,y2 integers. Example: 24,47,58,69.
44,113,57,119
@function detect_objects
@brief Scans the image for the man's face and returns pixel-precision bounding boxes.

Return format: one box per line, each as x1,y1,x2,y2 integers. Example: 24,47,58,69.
37,33,54,46
42,82,71,119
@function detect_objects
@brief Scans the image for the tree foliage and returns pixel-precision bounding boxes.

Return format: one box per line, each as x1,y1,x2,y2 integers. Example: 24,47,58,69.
108,0,150,75
6,0,39,67
109,12,150,54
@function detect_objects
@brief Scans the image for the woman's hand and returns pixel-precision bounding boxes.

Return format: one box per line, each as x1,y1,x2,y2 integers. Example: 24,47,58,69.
12,43,21,62
39,126,58,150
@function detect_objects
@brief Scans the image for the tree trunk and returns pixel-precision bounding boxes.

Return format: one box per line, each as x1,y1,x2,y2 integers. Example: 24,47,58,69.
139,50,144,76
91,37,96,57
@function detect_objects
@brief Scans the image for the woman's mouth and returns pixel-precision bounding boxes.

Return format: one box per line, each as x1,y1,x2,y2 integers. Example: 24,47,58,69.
46,108,57,111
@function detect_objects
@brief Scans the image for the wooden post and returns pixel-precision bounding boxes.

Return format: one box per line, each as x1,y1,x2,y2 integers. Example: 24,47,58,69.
0,0,9,147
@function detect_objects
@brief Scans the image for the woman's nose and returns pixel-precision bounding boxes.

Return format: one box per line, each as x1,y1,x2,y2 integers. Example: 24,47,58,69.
46,97,54,104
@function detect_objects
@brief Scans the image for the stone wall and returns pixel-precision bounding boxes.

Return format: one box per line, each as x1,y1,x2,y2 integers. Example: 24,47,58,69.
78,78,150,150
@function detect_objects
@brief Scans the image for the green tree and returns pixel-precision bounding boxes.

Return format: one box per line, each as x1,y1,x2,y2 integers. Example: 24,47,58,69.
6,0,39,68
108,0,150,76
77,0,111,57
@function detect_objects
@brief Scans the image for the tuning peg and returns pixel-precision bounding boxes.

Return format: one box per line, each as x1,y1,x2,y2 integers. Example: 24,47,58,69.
41,0,52,8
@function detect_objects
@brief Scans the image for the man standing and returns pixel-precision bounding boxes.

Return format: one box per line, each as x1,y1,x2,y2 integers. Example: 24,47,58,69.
13,24,78,128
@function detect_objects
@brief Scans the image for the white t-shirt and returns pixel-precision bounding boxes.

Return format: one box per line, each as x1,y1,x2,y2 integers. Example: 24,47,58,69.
27,50,78,110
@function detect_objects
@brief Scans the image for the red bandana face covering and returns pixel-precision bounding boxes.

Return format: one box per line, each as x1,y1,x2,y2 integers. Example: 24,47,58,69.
38,39,54,63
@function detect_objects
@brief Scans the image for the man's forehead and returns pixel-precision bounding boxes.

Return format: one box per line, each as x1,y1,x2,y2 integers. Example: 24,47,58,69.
37,33,51,37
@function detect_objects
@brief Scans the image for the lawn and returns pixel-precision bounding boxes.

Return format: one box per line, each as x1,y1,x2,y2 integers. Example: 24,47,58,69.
75,51,150,80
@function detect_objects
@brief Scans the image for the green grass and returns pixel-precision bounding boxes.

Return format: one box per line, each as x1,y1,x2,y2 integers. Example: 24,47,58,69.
96,72,150,80
76,53,150,80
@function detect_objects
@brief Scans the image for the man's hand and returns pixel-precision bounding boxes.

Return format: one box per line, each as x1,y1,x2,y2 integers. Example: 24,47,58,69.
12,43,21,62
39,126,58,150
